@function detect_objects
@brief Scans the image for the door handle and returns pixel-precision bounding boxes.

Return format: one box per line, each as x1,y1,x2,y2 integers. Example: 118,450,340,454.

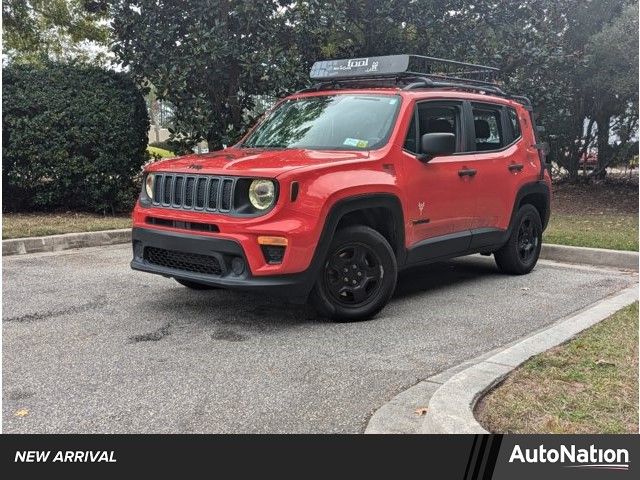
508,163,524,172
458,168,477,177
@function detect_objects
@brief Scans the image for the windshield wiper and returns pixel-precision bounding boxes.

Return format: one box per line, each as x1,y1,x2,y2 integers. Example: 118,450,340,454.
243,144,289,149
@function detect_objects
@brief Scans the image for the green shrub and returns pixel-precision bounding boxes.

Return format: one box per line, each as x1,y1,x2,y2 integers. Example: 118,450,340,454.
2,63,150,213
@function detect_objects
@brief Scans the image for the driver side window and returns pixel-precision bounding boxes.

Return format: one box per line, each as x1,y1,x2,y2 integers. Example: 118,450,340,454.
403,103,461,154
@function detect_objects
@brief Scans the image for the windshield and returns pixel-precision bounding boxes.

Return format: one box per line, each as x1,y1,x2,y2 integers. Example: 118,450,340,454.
241,94,401,150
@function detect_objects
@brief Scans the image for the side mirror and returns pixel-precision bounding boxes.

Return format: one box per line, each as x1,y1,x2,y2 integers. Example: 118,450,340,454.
419,133,456,161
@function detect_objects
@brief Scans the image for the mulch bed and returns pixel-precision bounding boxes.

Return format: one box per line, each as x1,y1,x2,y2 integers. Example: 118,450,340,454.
552,175,638,216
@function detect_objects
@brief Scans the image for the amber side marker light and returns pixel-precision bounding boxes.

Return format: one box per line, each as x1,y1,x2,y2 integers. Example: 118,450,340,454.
257,236,288,246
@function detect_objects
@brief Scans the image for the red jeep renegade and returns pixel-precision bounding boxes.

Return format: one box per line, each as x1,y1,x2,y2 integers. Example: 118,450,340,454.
131,55,551,321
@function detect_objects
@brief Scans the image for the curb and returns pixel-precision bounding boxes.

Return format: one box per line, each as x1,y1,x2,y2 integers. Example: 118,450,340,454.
418,284,639,434
2,227,638,272
540,243,638,271
2,229,131,256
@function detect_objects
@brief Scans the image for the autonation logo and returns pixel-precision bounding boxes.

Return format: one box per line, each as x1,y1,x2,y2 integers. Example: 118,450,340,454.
509,444,630,471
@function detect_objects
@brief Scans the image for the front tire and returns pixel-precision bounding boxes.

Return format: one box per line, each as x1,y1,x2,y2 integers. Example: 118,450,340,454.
494,204,542,275
174,278,219,290
310,225,397,322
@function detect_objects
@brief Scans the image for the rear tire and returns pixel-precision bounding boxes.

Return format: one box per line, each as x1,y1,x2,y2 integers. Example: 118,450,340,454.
310,225,397,322
174,278,218,290
494,204,542,275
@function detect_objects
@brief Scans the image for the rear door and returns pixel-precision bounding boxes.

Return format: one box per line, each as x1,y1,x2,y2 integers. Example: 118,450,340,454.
462,102,526,232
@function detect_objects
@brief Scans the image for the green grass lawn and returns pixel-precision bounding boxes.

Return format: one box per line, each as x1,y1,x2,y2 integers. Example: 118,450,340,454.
2,213,131,239
476,302,639,433
544,213,638,251
147,146,175,158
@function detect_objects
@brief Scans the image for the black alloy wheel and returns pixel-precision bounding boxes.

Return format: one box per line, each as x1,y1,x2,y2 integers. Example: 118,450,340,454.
494,204,543,275
516,216,540,264
311,225,398,322
324,242,384,307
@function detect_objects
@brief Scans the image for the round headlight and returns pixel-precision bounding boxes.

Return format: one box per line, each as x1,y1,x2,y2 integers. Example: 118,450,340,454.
249,179,275,210
145,173,155,199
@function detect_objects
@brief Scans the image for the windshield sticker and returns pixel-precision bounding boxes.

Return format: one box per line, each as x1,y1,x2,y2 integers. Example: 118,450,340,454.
343,138,369,148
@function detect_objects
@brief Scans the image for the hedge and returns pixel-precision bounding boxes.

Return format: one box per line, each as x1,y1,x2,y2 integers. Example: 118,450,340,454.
2,63,150,213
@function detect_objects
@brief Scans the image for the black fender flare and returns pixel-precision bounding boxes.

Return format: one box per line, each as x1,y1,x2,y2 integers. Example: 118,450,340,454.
301,194,406,290
507,181,551,234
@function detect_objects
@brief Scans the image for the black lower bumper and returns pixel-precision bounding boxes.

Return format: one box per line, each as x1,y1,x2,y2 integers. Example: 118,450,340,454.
130,228,314,297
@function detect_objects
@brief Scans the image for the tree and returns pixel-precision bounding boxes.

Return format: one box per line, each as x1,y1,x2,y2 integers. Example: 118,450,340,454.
2,0,110,64
404,0,637,180
108,0,638,178
293,0,637,179
289,0,416,59
584,1,639,176
109,0,308,151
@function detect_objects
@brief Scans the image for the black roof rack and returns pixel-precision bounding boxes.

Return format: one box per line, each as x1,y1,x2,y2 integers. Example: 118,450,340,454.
302,54,532,108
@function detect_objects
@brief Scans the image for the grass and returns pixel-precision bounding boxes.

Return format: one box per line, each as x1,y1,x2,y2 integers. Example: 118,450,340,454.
475,302,639,434
2,174,636,247
2,213,131,239
544,213,639,251
545,178,638,251
147,146,175,158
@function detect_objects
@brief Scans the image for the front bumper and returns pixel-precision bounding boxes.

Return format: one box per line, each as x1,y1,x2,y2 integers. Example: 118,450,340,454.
130,228,314,297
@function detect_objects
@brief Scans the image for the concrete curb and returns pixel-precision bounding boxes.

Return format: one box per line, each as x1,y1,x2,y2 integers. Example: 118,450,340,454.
540,243,638,271
418,284,639,434
2,229,131,256
2,226,638,272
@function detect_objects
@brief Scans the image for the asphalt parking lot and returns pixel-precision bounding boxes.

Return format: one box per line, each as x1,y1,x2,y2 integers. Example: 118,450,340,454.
2,244,636,433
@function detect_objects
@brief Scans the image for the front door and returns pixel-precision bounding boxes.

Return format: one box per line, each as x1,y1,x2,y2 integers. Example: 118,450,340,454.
401,100,477,262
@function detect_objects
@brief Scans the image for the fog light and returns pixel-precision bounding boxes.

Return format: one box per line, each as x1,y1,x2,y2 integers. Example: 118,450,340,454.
231,257,245,275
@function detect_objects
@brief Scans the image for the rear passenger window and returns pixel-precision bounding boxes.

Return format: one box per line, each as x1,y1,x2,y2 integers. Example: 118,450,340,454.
472,106,503,151
508,108,522,140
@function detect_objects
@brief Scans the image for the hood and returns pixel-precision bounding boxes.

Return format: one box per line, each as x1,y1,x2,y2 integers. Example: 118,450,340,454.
147,147,371,178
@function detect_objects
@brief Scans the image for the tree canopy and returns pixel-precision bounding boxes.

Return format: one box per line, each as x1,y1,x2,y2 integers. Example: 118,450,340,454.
109,0,306,150
106,0,637,177
2,0,110,64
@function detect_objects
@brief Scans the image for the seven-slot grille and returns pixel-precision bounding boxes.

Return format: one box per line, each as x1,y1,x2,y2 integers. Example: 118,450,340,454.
152,173,234,212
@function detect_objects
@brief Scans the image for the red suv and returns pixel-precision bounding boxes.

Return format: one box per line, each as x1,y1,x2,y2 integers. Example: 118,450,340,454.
131,55,551,321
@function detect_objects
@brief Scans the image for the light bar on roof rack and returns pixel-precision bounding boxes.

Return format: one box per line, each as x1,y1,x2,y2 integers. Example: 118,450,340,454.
309,54,499,85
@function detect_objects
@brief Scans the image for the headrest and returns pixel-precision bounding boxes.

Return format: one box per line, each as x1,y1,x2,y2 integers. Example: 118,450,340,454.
474,119,491,140
426,119,454,133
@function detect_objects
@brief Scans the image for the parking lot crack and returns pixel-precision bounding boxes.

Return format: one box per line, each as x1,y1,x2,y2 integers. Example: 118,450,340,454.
3,296,107,323
129,324,171,343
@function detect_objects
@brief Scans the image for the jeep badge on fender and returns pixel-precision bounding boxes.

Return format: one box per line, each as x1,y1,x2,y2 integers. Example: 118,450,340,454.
131,54,551,322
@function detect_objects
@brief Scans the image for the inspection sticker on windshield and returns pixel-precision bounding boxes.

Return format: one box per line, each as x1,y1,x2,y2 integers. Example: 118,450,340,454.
343,138,369,148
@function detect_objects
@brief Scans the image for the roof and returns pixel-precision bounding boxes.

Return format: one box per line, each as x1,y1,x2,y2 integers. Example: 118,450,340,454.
287,87,528,110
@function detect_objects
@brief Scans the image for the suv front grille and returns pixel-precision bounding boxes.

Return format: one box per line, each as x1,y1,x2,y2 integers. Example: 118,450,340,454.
144,246,223,275
151,173,235,212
